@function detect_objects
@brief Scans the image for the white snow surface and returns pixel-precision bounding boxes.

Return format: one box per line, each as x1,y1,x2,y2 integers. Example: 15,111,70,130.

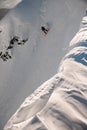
0,0,22,9
0,0,87,129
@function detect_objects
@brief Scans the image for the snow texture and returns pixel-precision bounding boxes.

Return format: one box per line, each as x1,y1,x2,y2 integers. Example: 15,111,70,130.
0,0,22,9
4,11,87,129
0,0,87,129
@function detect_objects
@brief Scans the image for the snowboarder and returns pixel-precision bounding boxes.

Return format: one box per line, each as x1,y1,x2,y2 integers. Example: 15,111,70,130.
41,26,49,35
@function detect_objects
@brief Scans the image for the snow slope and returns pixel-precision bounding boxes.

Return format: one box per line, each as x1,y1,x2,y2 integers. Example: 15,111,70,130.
0,0,86,129
0,0,22,24
0,0,22,9
4,10,87,130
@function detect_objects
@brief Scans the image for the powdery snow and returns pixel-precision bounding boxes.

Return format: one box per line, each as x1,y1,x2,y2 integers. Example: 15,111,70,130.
4,12,87,128
0,0,87,129
4,2,87,130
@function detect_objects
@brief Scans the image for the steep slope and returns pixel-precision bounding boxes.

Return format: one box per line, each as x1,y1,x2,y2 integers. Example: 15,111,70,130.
0,0,87,129
4,9,87,130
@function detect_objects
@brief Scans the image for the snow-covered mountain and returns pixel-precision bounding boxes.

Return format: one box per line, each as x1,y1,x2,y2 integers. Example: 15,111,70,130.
0,0,87,129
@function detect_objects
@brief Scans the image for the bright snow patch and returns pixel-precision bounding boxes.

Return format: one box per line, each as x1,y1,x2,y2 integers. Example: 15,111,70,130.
0,0,22,9
4,6,87,130
0,0,86,129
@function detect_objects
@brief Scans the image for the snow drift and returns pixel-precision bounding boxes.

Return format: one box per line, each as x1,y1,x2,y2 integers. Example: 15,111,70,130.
4,5,87,130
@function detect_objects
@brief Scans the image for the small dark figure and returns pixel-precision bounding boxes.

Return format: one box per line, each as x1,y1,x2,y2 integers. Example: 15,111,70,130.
41,26,49,35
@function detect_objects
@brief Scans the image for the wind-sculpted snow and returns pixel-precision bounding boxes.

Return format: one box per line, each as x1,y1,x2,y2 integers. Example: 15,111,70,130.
4,11,87,130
